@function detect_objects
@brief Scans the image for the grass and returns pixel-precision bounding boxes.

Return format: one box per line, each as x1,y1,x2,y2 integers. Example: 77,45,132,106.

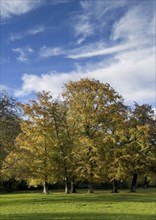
0,188,156,220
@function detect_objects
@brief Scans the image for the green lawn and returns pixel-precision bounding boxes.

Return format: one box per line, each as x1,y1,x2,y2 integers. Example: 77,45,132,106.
0,188,156,220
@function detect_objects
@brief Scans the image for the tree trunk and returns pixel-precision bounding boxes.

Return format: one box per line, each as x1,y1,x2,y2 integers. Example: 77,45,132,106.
43,181,49,194
71,181,77,193
88,173,94,193
143,176,149,188
130,173,137,192
64,177,70,194
112,180,119,193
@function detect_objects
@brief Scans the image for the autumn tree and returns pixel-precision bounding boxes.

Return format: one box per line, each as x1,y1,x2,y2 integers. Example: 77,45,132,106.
128,103,156,191
2,92,56,193
63,78,126,193
47,99,77,193
2,82,155,194
98,103,129,193
3,92,78,194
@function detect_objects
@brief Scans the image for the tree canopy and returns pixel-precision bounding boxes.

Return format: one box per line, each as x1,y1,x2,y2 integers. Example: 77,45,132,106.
1,79,156,193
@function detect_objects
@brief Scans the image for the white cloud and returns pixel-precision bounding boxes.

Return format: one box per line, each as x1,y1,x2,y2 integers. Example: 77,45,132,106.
72,0,128,44
15,46,155,107
39,46,64,57
27,26,45,35
12,46,34,63
15,72,81,97
8,1,155,109
12,48,28,63
112,5,154,42
9,25,45,41
87,47,155,105
74,15,94,44
0,84,8,92
152,108,156,117
0,0,70,21
80,0,127,19
67,40,143,59
69,3,155,59
0,0,42,20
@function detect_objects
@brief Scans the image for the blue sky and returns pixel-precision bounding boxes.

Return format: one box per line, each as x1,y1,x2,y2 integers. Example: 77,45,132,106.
0,0,155,110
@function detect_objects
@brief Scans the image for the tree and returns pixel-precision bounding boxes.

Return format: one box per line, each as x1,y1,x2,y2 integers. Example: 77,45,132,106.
97,102,129,193
110,103,156,192
48,99,77,193
124,122,150,192
63,78,125,193
2,92,78,194
129,103,156,191
2,92,55,193
0,92,20,182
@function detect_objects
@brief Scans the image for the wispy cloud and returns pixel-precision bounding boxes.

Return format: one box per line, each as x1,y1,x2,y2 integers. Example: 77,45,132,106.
67,40,143,59
68,3,155,59
12,46,34,63
9,25,45,41
74,14,94,44
27,26,45,35
0,0,43,21
72,0,128,44
39,46,64,58
111,5,154,42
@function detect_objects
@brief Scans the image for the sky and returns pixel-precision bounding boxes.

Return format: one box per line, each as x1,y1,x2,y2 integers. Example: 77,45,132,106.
0,0,155,111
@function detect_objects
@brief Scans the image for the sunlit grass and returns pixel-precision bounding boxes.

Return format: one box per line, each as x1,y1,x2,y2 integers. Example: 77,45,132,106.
0,188,156,220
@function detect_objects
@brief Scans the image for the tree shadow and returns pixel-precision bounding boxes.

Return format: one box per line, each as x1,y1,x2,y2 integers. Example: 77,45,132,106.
0,212,155,220
1,192,155,207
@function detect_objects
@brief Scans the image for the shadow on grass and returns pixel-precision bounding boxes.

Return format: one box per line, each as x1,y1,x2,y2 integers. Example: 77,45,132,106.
1,192,155,207
0,212,155,220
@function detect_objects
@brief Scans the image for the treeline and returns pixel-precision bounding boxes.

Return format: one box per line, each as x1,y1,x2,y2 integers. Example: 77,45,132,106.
0,79,156,194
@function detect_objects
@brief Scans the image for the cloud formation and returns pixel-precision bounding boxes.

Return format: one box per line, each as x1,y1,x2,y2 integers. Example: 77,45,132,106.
67,41,140,59
70,3,154,59
15,45,155,106
0,0,42,20
112,5,154,42
12,46,34,63
9,25,45,41
39,46,64,57
15,1,155,108
72,0,128,44
2,0,154,111
0,84,8,92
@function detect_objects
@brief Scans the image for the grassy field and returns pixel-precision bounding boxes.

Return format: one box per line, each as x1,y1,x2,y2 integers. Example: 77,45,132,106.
0,188,156,220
